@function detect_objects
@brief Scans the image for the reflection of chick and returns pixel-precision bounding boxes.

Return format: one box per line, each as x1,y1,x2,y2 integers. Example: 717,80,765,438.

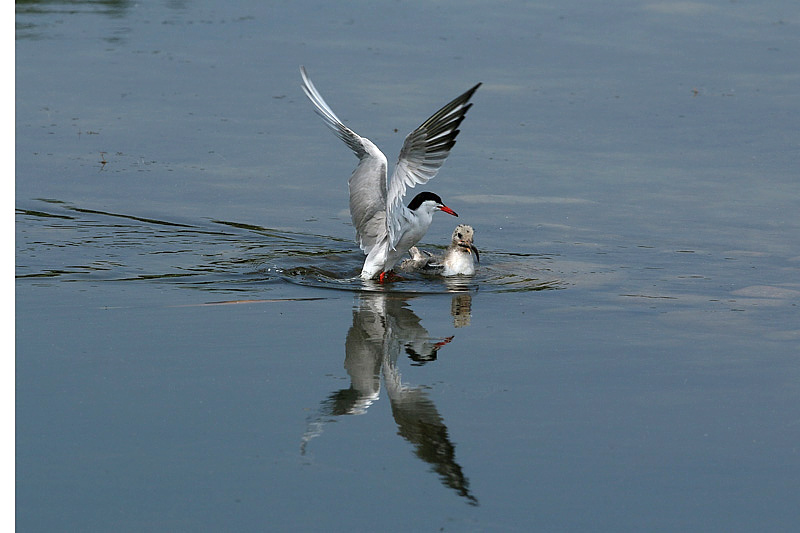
400,224,480,276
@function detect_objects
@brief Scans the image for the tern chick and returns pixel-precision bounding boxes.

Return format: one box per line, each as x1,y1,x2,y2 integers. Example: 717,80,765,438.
400,224,479,276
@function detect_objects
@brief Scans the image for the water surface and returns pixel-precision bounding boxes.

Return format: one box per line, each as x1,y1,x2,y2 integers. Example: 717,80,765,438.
16,1,800,531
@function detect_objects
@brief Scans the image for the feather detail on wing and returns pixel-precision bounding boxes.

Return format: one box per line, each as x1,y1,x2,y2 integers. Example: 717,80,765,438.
386,82,481,248
300,66,390,256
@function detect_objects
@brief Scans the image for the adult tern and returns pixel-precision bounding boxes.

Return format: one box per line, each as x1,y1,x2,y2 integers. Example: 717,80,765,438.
300,66,480,281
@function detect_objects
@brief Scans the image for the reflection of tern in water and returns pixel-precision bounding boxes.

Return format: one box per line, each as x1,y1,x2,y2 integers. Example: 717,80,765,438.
300,66,480,282
301,292,478,505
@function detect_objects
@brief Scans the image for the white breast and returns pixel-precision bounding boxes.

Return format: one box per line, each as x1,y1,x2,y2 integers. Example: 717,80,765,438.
442,247,476,276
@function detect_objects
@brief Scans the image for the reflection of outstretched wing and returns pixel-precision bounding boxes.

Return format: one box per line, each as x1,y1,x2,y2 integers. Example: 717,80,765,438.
382,355,478,506
378,292,478,505
393,398,478,506
302,292,477,505
301,295,386,455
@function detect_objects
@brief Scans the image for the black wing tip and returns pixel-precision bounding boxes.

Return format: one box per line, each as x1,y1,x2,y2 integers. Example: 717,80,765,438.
459,82,482,102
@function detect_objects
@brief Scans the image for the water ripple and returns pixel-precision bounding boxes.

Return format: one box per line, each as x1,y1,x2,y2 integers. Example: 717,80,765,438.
16,199,561,294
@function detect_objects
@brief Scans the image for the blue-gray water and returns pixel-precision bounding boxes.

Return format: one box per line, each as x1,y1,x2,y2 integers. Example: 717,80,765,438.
16,1,800,531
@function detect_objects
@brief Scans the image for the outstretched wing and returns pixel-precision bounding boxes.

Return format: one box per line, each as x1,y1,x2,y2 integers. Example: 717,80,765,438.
300,66,389,256
386,82,481,248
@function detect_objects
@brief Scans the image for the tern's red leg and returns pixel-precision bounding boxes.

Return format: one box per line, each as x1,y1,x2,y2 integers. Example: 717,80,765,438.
378,270,403,283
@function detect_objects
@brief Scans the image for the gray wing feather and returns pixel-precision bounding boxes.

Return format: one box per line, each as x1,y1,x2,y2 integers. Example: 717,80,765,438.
300,66,389,255
386,83,481,248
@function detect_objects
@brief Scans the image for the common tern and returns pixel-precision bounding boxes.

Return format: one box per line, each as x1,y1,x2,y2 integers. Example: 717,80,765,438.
400,224,480,276
300,66,480,281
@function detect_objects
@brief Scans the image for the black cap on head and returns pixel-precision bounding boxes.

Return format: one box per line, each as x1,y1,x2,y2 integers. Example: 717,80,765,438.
407,191,444,211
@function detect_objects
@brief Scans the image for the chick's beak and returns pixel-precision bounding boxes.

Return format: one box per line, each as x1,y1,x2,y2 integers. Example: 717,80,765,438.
470,243,480,263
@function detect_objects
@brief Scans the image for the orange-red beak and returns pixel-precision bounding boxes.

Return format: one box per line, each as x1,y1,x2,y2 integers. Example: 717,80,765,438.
438,205,458,217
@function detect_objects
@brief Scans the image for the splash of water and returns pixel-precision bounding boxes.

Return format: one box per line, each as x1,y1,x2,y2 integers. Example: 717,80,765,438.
16,199,561,294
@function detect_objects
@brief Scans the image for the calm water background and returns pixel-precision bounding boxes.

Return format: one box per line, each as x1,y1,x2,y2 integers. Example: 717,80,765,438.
16,0,800,531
